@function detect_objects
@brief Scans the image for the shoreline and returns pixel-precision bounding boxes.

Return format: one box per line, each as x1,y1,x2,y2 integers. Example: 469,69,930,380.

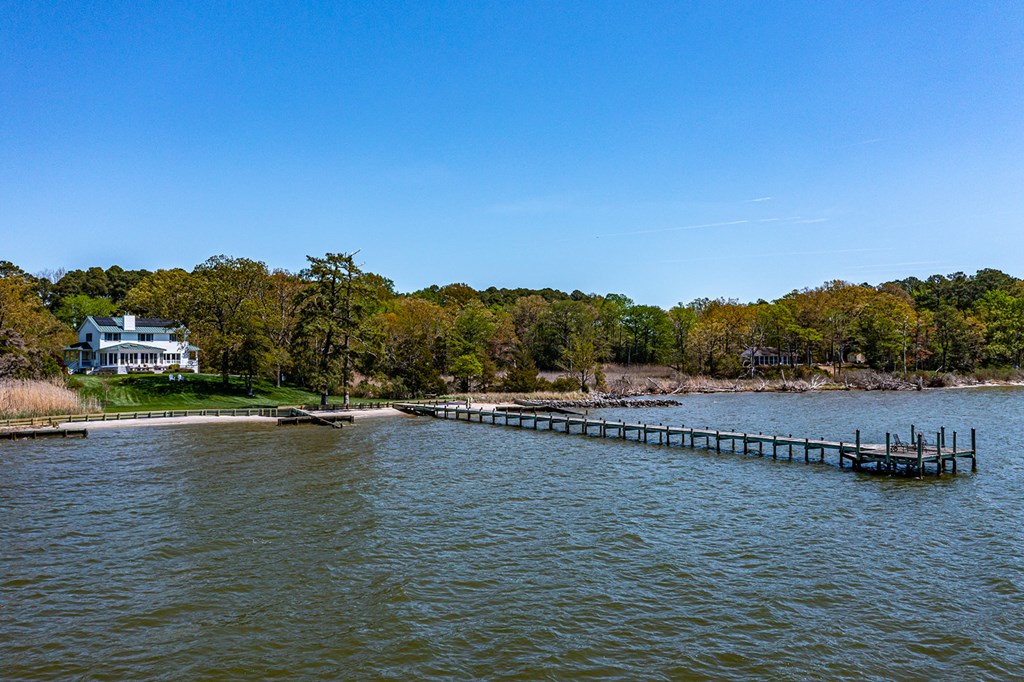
51,406,412,431
2,382,1016,433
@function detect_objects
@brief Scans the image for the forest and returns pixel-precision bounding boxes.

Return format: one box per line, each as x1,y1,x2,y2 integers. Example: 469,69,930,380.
1,255,1023,400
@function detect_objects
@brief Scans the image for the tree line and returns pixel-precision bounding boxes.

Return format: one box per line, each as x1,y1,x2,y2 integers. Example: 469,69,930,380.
1,256,1023,397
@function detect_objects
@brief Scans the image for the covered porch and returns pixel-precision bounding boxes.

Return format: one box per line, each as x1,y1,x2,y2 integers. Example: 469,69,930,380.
64,342,200,374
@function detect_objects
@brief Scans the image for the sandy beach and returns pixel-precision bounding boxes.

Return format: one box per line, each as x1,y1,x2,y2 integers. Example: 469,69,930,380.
53,405,414,431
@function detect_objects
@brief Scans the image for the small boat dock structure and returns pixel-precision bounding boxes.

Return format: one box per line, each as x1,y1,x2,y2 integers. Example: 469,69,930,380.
277,409,354,428
0,427,88,440
395,403,977,478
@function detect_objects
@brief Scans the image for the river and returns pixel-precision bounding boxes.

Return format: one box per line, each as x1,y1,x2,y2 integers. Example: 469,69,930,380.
2,388,1023,680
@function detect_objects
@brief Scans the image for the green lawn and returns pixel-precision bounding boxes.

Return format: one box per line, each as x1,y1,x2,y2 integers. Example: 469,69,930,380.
72,373,328,412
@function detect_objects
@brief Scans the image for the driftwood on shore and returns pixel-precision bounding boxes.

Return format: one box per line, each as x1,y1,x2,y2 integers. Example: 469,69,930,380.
608,370,932,396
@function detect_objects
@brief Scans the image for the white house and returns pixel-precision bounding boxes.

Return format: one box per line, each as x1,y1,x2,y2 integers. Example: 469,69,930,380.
63,314,200,374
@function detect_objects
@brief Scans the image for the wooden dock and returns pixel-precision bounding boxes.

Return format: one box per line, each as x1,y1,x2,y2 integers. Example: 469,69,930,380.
0,427,88,440
395,403,977,478
277,410,354,427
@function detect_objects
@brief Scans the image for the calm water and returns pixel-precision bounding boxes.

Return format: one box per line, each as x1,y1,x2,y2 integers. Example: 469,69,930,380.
3,389,1024,680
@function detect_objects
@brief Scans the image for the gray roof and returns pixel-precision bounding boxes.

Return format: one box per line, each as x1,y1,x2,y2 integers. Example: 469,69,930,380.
86,316,182,333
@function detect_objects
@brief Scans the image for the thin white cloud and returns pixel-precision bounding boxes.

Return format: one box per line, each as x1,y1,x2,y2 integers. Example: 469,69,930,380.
488,195,581,214
660,247,891,264
793,218,830,224
843,137,884,148
600,219,749,238
746,196,772,202
843,260,949,272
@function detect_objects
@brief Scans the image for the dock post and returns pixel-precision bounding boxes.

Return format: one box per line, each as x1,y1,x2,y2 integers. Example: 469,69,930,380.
911,423,915,444
855,430,861,470
716,431,721,452
970,428,977,471
772,435,777,460
952,431,957,453
758,433,763,456
839,443,844,467
804,438,809,463
941,426,946,448
788,435,793,461
743,435,748,455
917,434,924,479
936,431,943,476
885,433,891,472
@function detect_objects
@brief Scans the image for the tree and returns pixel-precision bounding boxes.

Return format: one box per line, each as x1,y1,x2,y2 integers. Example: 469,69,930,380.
190,256,273,390
931,305,984,371
501,345,542,392
371,297,450,397
297,252,383,406
265,269,307,387
559,332,598,392
620,304,672,366
596,293,631,363
451,353,484,392
0,274,72,378
822,282,871,376
666,304,696,373
979,289,1024,368
121,269,196,320
54,294,117,330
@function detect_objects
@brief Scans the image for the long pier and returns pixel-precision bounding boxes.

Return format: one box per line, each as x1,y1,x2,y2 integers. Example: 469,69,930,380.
396,403,977,478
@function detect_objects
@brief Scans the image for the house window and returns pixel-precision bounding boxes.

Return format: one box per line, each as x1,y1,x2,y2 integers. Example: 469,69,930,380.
103,333,121,341
138,333,154,342
86,333,93,342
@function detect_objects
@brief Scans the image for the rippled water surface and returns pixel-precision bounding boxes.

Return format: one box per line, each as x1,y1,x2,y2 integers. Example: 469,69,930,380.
3,389,1024,680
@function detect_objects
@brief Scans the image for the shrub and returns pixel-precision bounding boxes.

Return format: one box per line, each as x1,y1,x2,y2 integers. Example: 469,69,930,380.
550,377,579,392
352,380,385,399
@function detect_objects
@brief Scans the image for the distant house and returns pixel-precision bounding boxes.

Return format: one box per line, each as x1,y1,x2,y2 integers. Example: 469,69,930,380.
63,315,200,374
740,346,801,368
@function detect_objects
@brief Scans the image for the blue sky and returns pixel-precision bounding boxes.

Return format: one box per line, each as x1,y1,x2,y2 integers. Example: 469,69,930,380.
2,1,1022,308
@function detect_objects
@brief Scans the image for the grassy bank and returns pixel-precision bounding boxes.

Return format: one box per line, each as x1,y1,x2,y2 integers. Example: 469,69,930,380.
71,374,326,411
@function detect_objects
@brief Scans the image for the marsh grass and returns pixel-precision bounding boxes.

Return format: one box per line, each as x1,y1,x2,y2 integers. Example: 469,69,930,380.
0,378,100,419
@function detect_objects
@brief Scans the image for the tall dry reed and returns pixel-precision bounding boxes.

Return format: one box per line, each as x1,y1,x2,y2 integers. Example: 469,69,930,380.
0,378,100,419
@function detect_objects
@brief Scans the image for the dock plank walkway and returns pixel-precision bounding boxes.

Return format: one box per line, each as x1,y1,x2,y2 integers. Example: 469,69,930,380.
395,403,977,478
